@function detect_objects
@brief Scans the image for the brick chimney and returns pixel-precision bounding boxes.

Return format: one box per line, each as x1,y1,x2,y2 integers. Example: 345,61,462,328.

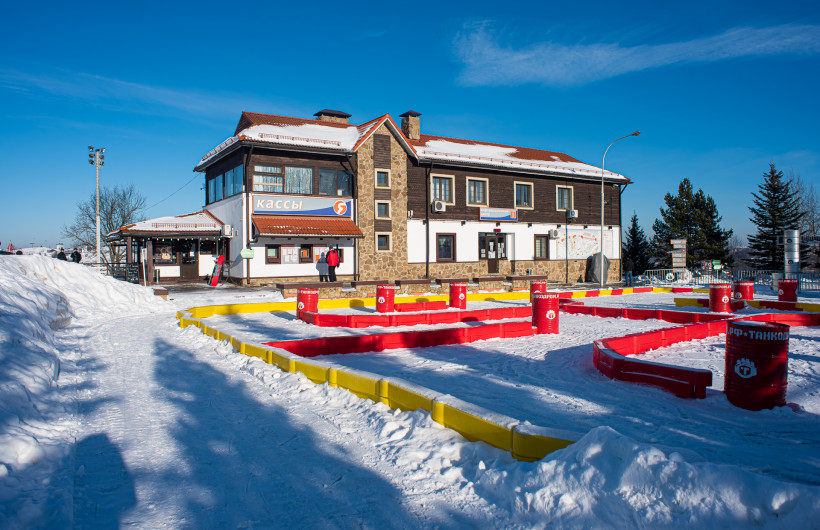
400,110,421,140
314,109,351,124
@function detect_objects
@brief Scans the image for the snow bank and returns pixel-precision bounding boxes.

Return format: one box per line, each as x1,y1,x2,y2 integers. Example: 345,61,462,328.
472,426,820,527
0,255,163,526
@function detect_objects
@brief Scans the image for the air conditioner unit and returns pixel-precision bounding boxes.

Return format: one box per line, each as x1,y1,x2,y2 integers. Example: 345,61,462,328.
431,200,446,213
567,209,579,219
223,224,233,237
549,229,560,238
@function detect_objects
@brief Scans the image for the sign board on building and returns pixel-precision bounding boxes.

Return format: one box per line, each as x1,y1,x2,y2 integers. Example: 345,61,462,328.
252,194,353,217
240,248,255,259
479,207,518,222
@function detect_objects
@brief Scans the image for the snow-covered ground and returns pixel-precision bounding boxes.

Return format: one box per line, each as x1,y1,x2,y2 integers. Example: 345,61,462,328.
2,255,819,528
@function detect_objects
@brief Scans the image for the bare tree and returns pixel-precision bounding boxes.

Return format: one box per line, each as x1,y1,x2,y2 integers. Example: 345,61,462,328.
62,184,146,265
788,172,819,270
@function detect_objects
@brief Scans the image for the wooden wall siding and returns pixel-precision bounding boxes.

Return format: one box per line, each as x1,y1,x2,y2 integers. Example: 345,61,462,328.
374,188,392,201
406,162,622,225
373,134,391,169
374,219,392,232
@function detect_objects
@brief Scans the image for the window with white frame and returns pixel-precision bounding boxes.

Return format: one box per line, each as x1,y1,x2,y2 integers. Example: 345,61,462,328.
432,175,454,203
376,169,390,188
466,177,488,206
375,201,390,219
376,233,391,252
556,185,573,211
514,181,533,209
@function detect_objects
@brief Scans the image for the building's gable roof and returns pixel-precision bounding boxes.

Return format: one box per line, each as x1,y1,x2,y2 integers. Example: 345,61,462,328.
197,110,627,182
108,210,224,238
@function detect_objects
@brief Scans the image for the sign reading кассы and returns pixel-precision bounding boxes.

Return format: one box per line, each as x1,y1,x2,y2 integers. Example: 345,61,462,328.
252,194,353,217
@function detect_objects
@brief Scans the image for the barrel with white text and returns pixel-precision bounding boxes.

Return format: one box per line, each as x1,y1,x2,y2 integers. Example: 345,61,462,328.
732,280,754,301
530,280,547,305
297,288,319,321
725,320,790,410
376,284,396,313
778,279,798,302
533,293,560,334
449,283,467,310
709,283,733,313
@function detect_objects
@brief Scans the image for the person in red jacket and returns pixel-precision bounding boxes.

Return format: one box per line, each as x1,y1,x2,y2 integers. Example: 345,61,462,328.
326,247,340,282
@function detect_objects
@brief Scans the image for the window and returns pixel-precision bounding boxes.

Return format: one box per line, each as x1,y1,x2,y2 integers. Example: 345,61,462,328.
375,201,390,219
214,174,224,201
557,186,573,211
299,244,313,264
207,178,215,204
436,234,456,262
432,175,454,203
376,233,391,252
225,169,234,198
534,235,548,260
376,170,390,188
253,165,283,193
467,178,488,206
265,244,281,264
515,182,533,209
319,170,354,196
233,164,244,195
337,171,353,196
153,244,176,264
285,166,313,194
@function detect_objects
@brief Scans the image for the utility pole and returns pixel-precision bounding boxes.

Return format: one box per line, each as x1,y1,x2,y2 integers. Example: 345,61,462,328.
88,146,105,272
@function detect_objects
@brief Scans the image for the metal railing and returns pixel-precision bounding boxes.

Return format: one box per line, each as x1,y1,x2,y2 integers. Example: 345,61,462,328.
642,268,819,291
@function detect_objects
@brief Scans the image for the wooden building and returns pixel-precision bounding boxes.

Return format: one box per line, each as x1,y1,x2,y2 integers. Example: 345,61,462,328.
190,109,630,285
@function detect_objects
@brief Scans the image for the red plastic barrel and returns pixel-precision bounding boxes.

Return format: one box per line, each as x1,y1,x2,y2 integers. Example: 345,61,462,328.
778,279,798,302
733,281,754,301
533,293,560,334
297,288,318,321
530,280,547,304
709,283,733,313
376,284,396,313
449,283,467,309
725,320,790,410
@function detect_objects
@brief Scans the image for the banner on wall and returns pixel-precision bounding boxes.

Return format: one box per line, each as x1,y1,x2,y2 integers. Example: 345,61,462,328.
252,194,353,217
555,229,615,260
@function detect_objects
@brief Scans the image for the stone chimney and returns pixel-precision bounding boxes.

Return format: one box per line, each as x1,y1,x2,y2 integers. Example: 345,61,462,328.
313,109,351,124
400,110,421,140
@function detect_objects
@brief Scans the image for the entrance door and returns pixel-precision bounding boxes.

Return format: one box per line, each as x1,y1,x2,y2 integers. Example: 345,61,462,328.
179,241,198,280
479,233,506,274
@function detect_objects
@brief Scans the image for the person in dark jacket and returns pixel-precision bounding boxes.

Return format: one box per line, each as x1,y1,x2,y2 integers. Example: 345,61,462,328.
57,250,68,261
70,248,82,263
624,256,635,287
326,248,340,282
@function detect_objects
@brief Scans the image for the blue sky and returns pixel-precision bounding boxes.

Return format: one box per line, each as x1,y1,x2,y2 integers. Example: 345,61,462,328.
2,1,818,249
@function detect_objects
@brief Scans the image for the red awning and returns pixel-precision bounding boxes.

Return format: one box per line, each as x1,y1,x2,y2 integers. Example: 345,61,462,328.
252,215,363,238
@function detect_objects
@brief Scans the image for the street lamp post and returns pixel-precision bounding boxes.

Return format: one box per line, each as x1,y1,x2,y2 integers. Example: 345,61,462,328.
88,146,105,272
601,132,640,287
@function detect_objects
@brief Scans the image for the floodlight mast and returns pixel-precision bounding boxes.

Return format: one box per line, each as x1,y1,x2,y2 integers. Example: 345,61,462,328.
88,146,105,272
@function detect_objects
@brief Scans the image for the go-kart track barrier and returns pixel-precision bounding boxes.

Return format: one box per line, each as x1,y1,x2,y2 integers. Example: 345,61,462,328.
177,287,820,462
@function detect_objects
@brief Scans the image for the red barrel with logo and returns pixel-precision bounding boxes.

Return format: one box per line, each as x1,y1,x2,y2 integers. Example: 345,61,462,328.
732,281,754,301
709,283,733,313
725,320,790,410
533,292,560,334
778,279,798,302
530,280,547,305
449,283,467,310
376,284,396,313
297,288,318,321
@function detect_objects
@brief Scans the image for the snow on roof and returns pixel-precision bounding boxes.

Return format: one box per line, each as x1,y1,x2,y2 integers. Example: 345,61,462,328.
115,211,223,234
412,136,626,181
195,110,626,181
